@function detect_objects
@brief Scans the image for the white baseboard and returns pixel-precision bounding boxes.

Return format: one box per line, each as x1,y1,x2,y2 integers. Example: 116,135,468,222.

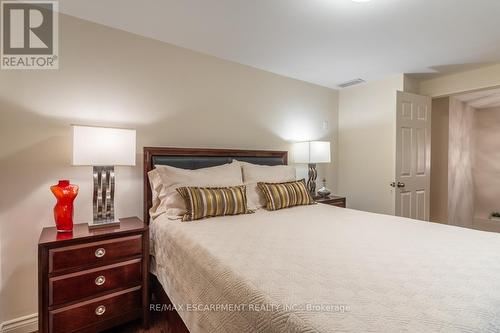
0,314,37,333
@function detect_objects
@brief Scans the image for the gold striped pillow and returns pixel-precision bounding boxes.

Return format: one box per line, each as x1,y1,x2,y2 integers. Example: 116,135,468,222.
176,185,252,221
257,179,315,211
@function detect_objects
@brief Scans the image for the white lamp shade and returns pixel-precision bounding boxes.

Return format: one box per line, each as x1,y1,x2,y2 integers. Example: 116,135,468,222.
72,125,136,166
293,142,311,163
293,141,331,164
310,141,331,163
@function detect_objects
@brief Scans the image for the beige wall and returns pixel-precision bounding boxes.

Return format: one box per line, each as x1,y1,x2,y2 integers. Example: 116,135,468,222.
0,15,339,325
419,64,500,97
337,75,404,215
447,98,476,228
430,97,449,224
473,107,500,221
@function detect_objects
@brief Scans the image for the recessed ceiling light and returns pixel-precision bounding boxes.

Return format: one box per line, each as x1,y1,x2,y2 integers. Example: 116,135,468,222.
352,0,371,2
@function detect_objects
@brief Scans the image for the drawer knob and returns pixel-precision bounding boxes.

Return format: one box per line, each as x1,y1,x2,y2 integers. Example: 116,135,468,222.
95,305,106,316
95,248,106,258
95,275,106,286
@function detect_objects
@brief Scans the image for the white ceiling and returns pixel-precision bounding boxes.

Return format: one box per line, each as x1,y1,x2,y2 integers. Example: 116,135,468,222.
455,88,500,109
59,0,500,89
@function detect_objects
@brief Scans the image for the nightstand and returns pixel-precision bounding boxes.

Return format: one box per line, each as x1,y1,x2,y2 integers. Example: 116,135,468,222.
38,217,149,333
314,195,346,208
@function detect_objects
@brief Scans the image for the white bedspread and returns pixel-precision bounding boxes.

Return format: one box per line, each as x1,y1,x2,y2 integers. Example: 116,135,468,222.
150,204,500,333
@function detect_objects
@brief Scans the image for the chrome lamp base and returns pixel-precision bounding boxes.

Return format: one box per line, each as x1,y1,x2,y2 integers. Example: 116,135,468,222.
306,163,317,196
89,166,120,229
88,219,120,229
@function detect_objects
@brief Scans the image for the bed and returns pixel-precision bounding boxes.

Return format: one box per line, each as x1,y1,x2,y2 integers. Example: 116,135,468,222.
144,147,500,333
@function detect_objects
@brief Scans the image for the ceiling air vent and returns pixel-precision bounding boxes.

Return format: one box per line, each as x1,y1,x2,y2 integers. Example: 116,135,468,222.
338,78,366,88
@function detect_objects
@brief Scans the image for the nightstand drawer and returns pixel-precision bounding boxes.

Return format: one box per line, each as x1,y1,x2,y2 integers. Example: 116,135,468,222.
49,286,142,333
49,235,142,273
49,259,142,307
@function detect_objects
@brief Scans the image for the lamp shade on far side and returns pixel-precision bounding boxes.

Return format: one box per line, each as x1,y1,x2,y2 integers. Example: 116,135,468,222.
293,142,311,164
72,125,136,166
309,141,331,164
293,141,331,164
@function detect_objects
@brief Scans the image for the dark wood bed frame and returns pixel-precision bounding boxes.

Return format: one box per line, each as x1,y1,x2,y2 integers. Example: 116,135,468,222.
143,147,288,332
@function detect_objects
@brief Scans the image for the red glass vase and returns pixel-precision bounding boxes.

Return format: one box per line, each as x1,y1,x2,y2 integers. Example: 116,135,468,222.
50,180,79,232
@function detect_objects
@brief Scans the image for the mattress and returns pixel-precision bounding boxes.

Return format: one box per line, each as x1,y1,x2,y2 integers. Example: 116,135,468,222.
150,204,500,333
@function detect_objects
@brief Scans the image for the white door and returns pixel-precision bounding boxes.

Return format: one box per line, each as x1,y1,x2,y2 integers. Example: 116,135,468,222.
394,91,432,220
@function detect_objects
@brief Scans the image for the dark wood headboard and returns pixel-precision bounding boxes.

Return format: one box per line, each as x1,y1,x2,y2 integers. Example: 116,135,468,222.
143,147,288,223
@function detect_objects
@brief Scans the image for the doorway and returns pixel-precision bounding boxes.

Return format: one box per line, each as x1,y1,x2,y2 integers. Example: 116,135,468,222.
430,87,500,232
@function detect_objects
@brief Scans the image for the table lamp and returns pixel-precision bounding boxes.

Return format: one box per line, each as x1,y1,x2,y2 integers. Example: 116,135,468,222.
72,125,136,228
293,141,331,195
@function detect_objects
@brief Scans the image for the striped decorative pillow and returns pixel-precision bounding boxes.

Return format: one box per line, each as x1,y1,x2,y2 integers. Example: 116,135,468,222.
257,179,315,211
176,185,252,221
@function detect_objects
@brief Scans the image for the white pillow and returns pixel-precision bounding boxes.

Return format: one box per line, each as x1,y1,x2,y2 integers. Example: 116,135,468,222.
238,161,296,209
148,161,243,218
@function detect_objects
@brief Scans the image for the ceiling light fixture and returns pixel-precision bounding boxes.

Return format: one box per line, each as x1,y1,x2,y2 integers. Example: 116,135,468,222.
351,0,371,2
